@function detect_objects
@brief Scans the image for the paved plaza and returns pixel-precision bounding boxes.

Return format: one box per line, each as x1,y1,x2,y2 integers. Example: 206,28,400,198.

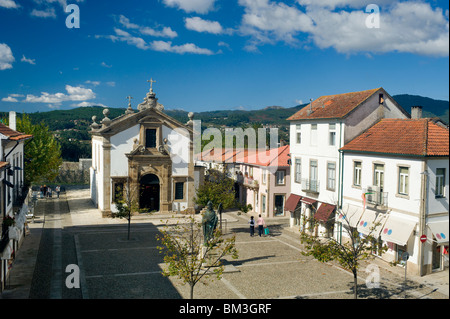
1,186,448,300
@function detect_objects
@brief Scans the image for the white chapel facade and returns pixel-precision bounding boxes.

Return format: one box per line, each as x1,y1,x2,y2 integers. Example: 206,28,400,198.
89,81,199,216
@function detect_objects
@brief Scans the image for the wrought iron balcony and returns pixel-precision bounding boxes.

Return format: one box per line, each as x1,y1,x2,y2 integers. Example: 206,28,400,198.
363,187,388,209
301,179,319,193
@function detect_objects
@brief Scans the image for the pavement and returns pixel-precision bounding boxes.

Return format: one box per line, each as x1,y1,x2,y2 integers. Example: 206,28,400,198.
1,186,448,300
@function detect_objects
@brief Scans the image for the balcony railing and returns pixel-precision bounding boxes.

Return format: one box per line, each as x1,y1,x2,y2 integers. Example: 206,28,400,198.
363,187,388,208
301,179,319,193
243,177,259,189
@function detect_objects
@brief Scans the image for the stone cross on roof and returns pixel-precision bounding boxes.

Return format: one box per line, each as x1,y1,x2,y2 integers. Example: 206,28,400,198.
147,78,156,91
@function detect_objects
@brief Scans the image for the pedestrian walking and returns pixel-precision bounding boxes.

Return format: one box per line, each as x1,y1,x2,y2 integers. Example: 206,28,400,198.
47,187,52,198
56,185,61,198
249,216,255,236
43,185,47,198
257,214,266,237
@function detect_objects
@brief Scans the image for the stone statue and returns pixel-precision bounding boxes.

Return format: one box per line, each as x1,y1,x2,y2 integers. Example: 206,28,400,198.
202,201,218,244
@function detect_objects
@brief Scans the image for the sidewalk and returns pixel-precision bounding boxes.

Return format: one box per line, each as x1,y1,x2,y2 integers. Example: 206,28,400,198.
1,188,448,299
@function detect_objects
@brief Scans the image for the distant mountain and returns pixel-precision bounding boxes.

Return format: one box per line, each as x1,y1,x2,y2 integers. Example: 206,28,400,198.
1,94,447,130
392,94,449,124
1,94,446,162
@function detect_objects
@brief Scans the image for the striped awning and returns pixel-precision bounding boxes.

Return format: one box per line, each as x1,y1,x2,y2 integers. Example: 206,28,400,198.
428,221,449,244
284,194,301,212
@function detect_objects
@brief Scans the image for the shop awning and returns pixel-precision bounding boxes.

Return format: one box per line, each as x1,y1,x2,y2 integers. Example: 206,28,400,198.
284,194,302,212
428,220,449,244
380,215,417,246
315,203,335,222
338,204,365,227
301,197,317,205
357,209,388,236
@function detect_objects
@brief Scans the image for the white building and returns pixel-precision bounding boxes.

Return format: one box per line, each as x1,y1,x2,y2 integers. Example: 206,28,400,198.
286,88,409,236
0,111,33,292
340,116,449,275
90,84,202,216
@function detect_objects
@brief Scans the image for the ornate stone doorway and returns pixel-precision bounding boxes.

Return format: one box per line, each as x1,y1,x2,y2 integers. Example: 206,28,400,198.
140,174,160,212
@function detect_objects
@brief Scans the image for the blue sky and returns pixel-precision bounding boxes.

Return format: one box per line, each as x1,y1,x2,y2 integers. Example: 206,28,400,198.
0,0,448,113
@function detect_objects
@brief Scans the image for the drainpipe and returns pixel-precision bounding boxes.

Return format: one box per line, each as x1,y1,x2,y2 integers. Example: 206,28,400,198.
338,122,344,209
418,160,428,276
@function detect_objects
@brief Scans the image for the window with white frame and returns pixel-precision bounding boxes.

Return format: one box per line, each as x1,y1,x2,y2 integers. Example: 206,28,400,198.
296,123,301,144
436,168,446,197
329,123,336,146
310,124,317,146
262,169,267,184
276,170,285,185
327,162,336,191
295,158,301,183
398,166,409,195
261,194,266,213
353,161,362,186
296,132,301,144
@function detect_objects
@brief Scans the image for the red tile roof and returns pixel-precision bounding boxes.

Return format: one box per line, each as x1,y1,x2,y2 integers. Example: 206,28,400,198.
340,118,449,157
195,145,290,167
0,123,33,141
287,88,381,120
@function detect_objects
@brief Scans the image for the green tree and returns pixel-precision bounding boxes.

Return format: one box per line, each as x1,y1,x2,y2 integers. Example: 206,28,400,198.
300,206,388,299
157,216,238,299
194,170,236,210
109,179,147,240
15,114,63,185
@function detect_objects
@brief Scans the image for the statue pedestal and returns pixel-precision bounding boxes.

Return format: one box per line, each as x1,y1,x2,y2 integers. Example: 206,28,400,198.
199,246,220,268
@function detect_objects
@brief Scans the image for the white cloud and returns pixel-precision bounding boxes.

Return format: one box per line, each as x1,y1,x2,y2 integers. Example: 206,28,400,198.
2,96,18,102
118,15,178,38
21,55,36,65
162,0,216,14
150,40,214,55
85,80,100,86
185,17,224,34
0,43,14,70
296,0,395,10
73,101,108,108
237,0,448,56
0,0,20,9
30,8,56,18
305,1,449,56
101,61,112,68
23,85,95,104
1,94,23,102
109,28,149,50
238,0,314,48
99,27,214,55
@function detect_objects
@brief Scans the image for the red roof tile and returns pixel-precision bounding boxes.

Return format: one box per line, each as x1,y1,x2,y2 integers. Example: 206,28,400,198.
0,123,33,141
340,118,449,157
195,145,290,167
287,88,381,120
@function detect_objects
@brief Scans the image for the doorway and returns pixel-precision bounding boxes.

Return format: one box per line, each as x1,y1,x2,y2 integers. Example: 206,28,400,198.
140,174,160,212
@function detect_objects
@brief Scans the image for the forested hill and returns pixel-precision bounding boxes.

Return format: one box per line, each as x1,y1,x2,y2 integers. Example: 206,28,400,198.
1,93,447,131
0,94,447,161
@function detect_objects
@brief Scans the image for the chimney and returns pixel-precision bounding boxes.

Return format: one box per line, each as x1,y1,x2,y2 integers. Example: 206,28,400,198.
307,98,313,115
9,111,16,131
411,106,423,119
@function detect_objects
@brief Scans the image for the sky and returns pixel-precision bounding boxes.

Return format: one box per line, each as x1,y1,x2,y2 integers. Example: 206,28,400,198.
0,0,449,114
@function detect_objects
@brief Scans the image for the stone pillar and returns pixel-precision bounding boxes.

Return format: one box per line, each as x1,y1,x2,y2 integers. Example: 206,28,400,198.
102,139,112,217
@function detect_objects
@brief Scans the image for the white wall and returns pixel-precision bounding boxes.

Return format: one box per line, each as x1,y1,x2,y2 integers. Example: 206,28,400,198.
426,159,449,214
110,125,139,177
289,120,344,205
163,125,190,176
